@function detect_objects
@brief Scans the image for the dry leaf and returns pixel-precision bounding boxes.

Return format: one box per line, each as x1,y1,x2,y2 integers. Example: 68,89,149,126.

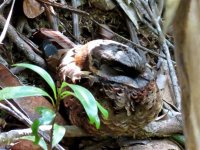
11,140,42,150
116,0,139,29
23,0,45,18
34,28,76,49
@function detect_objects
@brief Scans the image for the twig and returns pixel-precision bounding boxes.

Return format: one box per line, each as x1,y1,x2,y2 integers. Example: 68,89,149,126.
126,18,140,44
0,125,86,146
0,0,12,12
72,0,80,43
144,113,182,137
141,0,181,110
149,0,160,18
0,125,51,145
130,0,174,50
0,15,46,67
0,102,29,126
5,99,32,124
125,17,146,60
0,0,15,43
36,0,90,16
17,31,43,55
10,66,25,74
141,17,175,50
44,4,58,31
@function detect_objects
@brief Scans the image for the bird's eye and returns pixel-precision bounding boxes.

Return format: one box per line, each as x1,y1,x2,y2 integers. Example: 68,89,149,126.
92,59,100,69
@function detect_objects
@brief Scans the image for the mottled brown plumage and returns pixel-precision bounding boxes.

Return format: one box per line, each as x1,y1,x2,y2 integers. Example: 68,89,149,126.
58,40,162,136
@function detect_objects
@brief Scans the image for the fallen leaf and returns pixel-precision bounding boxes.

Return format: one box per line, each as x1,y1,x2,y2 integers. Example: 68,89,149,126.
11,139,42,150
23,0,45,18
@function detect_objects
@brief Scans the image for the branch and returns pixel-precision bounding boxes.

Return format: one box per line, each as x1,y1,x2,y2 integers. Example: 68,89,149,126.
0,15,46,67
0,114,182,145
141,1,181,110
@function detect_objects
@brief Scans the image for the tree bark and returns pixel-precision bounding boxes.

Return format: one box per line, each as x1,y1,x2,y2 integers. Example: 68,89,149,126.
174,0,200,149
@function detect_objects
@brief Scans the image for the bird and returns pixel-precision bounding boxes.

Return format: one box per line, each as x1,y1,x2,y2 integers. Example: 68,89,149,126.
57,39,162,136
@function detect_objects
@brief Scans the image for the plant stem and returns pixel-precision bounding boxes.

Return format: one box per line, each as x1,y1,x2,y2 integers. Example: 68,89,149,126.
50,93,60,149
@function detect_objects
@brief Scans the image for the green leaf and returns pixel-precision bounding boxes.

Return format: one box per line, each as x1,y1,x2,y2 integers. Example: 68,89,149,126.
13,63,57,99
67,83,100,129
22,136,48,150
171,134,185,146
96,101,109,119
58,82,68,96
31,119,40,144
60,91,74,99
59,82,74,99
31,108,56,147
38,137,48,150
52,123,66,148
0,86,55,106
36,107,56,125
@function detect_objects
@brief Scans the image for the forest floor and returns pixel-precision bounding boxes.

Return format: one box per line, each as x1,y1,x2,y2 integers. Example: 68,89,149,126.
0,0,183,150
